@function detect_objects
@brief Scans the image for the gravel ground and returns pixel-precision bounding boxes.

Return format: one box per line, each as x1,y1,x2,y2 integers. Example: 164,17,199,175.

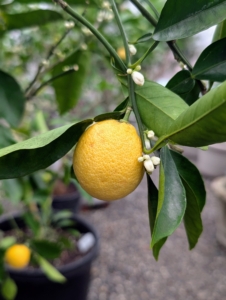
80,168,226,300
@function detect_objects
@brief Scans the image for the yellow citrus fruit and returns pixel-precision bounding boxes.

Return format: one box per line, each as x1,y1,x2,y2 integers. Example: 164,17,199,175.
73,119,144,201
117,47,126,60
5,244,31,269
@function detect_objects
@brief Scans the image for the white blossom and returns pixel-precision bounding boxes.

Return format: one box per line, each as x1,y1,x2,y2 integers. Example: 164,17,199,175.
131,71,145,86
128,44,137,55
147,130,155,139
151,156,161,166
144,159,154,174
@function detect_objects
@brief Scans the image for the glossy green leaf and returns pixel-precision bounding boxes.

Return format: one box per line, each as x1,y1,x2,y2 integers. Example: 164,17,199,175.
192,37,226,82
146,174,167,260
153,0,226,41
0,10,63,31
152,81,226,150
1,277,17,300
133,32,153,44
0,70,25,127
36,255,66,283
51,50,90,115
113,98,129,112
212,20,226,41
94,111,124,122
151,147,186,247
170,150,205,249
183,81,201,106
166,70,195,97
0,119,93,179
122,80,188,137
31,240,62,259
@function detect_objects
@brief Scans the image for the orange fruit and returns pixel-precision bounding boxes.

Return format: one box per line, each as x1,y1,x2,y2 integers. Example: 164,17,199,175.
117,47,126,60
73,119,144,201
5,244,31,269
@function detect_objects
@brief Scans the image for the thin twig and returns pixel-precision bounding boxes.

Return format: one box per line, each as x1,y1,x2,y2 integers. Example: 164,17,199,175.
26,69,75,100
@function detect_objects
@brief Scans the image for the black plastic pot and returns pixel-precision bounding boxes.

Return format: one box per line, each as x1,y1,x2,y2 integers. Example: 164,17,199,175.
0,214,99,300
52,182,81,214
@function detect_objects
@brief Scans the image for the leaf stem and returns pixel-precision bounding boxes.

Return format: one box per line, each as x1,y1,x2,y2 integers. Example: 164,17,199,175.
129,41,159,68
55,0,126,72
110,0,131,65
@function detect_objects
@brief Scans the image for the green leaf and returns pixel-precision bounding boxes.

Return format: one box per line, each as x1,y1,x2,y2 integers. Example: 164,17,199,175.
146,174,167,260
36,255,66,283
151,147,186,247
1,178,24,203
183,81,201,106
192,37,226,82
119,79,188,137
152,81,226,151
212,20,226,41
0,119,93,179
23,211,41,236
94,111,124,122
114,98,129,112
162,81,226,147
153,0,226,41
133,32,153,44
1,277,17,300
0,125,15,149
0,10,63,31
30,240,62,259
0,237,16,250
166,70,195,97
170,150,205,249
51,50,90,115
0,70,25,127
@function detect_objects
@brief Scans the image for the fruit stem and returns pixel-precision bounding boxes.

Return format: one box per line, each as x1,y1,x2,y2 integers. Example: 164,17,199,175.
121,106,133,122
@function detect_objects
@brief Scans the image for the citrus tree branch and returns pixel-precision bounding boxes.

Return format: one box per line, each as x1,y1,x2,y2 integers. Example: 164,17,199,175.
26,69,75,100
55,0,126,72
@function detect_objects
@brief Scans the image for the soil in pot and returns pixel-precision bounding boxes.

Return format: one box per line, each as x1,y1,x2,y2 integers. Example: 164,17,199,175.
52,180,81,214
0,214,99,300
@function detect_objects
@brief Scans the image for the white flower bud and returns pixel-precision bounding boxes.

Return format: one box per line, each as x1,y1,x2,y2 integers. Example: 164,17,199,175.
145,138,151,149
144,159,154,174
151,156,160,166
64,21,75,29
127,68,133,74
128,44,137,56
147,130,155,139
41,59,49,66
135,65,141,71
131,71,145,86
143,155,150,161
138,156,144,162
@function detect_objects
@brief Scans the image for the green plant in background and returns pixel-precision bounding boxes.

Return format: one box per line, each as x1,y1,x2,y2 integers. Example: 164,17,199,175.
0,0,226,298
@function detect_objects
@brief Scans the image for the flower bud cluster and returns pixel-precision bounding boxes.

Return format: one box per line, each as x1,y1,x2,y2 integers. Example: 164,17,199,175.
138,154,160,174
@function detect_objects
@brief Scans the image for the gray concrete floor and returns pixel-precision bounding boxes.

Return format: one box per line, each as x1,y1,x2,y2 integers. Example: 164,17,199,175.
81,159,226,300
